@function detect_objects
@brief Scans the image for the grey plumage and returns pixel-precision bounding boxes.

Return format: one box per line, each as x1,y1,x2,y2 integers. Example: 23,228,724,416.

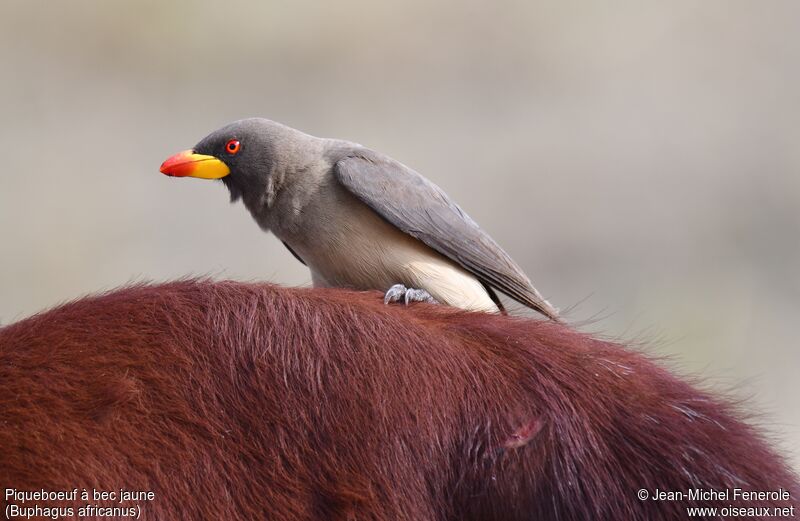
332,149,560,320
168,118,560,320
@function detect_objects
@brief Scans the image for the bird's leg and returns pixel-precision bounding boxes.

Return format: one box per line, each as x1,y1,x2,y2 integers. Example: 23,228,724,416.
384,284,438,306
403,288,438,305
383,284,407,304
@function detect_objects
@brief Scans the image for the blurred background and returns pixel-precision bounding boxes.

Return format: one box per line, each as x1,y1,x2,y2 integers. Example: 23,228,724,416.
1,1,797,469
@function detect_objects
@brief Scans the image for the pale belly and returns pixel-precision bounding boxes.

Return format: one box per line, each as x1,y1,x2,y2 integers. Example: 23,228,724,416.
290,198,499,313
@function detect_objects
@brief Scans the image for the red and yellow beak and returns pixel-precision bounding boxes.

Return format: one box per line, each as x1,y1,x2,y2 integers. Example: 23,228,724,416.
159,150,230,179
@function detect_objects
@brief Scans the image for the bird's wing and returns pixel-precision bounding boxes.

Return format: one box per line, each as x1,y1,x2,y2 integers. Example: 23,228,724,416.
332,149,560,320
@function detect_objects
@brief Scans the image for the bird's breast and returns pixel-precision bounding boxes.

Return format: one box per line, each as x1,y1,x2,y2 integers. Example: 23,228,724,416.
285,190,498,313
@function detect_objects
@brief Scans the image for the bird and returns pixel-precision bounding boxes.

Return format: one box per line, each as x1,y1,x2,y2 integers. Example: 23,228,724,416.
159,118,560,320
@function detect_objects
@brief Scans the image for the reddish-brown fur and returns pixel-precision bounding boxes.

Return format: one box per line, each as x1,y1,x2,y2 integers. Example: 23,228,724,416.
0,280,796,519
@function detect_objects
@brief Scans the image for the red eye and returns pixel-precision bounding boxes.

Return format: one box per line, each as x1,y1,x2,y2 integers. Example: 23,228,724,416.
225,139,240,154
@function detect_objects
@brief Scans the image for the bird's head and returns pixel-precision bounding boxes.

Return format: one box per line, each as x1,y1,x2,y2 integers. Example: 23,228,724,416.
159,118,284,203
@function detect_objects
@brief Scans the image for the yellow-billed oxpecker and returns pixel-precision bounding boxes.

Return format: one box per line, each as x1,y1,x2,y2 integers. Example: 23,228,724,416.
160,118,560,319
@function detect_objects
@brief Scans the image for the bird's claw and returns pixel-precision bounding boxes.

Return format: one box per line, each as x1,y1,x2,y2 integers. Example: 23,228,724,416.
384,284,438,306
384,284,406,305
403,288,437,305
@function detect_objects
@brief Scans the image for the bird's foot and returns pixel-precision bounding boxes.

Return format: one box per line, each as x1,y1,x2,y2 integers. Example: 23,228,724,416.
383,284,438,306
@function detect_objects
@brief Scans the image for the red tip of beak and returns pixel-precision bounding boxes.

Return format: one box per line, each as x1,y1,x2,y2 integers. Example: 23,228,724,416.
160,150,196,177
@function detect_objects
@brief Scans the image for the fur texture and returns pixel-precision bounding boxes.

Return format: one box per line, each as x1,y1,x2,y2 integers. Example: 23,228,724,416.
0,280,796,520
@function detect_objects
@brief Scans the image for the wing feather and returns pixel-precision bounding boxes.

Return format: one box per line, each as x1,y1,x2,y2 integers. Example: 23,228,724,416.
332,149,560,320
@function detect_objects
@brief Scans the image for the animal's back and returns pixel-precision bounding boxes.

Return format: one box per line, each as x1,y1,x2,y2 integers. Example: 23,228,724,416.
0,280,796,520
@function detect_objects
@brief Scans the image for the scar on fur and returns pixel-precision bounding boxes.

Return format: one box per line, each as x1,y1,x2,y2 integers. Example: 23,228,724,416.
502,417,544,450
